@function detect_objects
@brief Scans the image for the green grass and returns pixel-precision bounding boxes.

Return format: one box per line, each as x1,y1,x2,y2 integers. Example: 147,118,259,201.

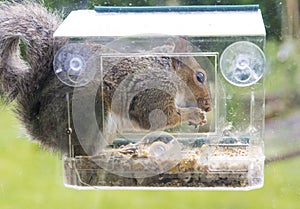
1,106,300,209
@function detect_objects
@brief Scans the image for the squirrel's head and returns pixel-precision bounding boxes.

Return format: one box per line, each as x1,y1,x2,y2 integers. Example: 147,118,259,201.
171,37,212,112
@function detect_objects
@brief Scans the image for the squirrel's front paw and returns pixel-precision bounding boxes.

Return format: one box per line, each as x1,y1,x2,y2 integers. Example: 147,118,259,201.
186,108,207,128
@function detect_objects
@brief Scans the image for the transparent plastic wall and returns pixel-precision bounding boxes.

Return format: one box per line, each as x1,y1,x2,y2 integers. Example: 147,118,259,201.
53,6,266,190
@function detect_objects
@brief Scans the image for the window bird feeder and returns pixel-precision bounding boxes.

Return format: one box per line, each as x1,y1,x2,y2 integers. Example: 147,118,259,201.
53,5,266,190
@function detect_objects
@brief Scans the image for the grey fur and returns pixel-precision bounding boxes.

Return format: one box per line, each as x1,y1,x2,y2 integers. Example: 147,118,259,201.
0,1,73,152
0,2,211,155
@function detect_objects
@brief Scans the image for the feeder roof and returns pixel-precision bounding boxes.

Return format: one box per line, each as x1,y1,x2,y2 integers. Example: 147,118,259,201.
54,5,266,38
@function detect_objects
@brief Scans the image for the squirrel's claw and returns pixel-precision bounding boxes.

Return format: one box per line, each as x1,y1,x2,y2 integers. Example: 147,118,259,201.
186,108,207,128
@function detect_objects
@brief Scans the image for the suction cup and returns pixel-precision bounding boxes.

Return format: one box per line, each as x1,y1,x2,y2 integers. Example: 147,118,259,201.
53,43,97,87
220,41,265,87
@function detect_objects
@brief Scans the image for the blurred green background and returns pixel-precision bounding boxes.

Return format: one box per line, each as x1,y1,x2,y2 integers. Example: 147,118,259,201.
1,108,300,208
1,0,300,209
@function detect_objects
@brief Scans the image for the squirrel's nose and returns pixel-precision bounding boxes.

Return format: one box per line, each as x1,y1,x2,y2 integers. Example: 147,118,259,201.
200,99,212,112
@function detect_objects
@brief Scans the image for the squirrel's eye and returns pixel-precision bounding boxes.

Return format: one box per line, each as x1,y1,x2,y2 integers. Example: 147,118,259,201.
196,72,205,83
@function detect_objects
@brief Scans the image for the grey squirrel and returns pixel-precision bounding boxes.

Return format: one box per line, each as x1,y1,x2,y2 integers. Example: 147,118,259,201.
0,2,211,155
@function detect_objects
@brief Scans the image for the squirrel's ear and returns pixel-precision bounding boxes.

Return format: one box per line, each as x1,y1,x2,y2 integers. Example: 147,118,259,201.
171,36,188,70
174,36,188,53
171,56,183,70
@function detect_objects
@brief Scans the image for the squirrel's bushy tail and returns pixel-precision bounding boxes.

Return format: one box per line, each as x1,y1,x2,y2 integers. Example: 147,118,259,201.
0,1,62,101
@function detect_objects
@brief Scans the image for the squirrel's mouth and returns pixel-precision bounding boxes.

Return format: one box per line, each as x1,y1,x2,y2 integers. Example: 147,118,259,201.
198,99,212,112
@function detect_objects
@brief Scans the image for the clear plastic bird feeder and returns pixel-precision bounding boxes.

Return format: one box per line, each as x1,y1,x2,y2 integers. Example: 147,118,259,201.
53,5,266,190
